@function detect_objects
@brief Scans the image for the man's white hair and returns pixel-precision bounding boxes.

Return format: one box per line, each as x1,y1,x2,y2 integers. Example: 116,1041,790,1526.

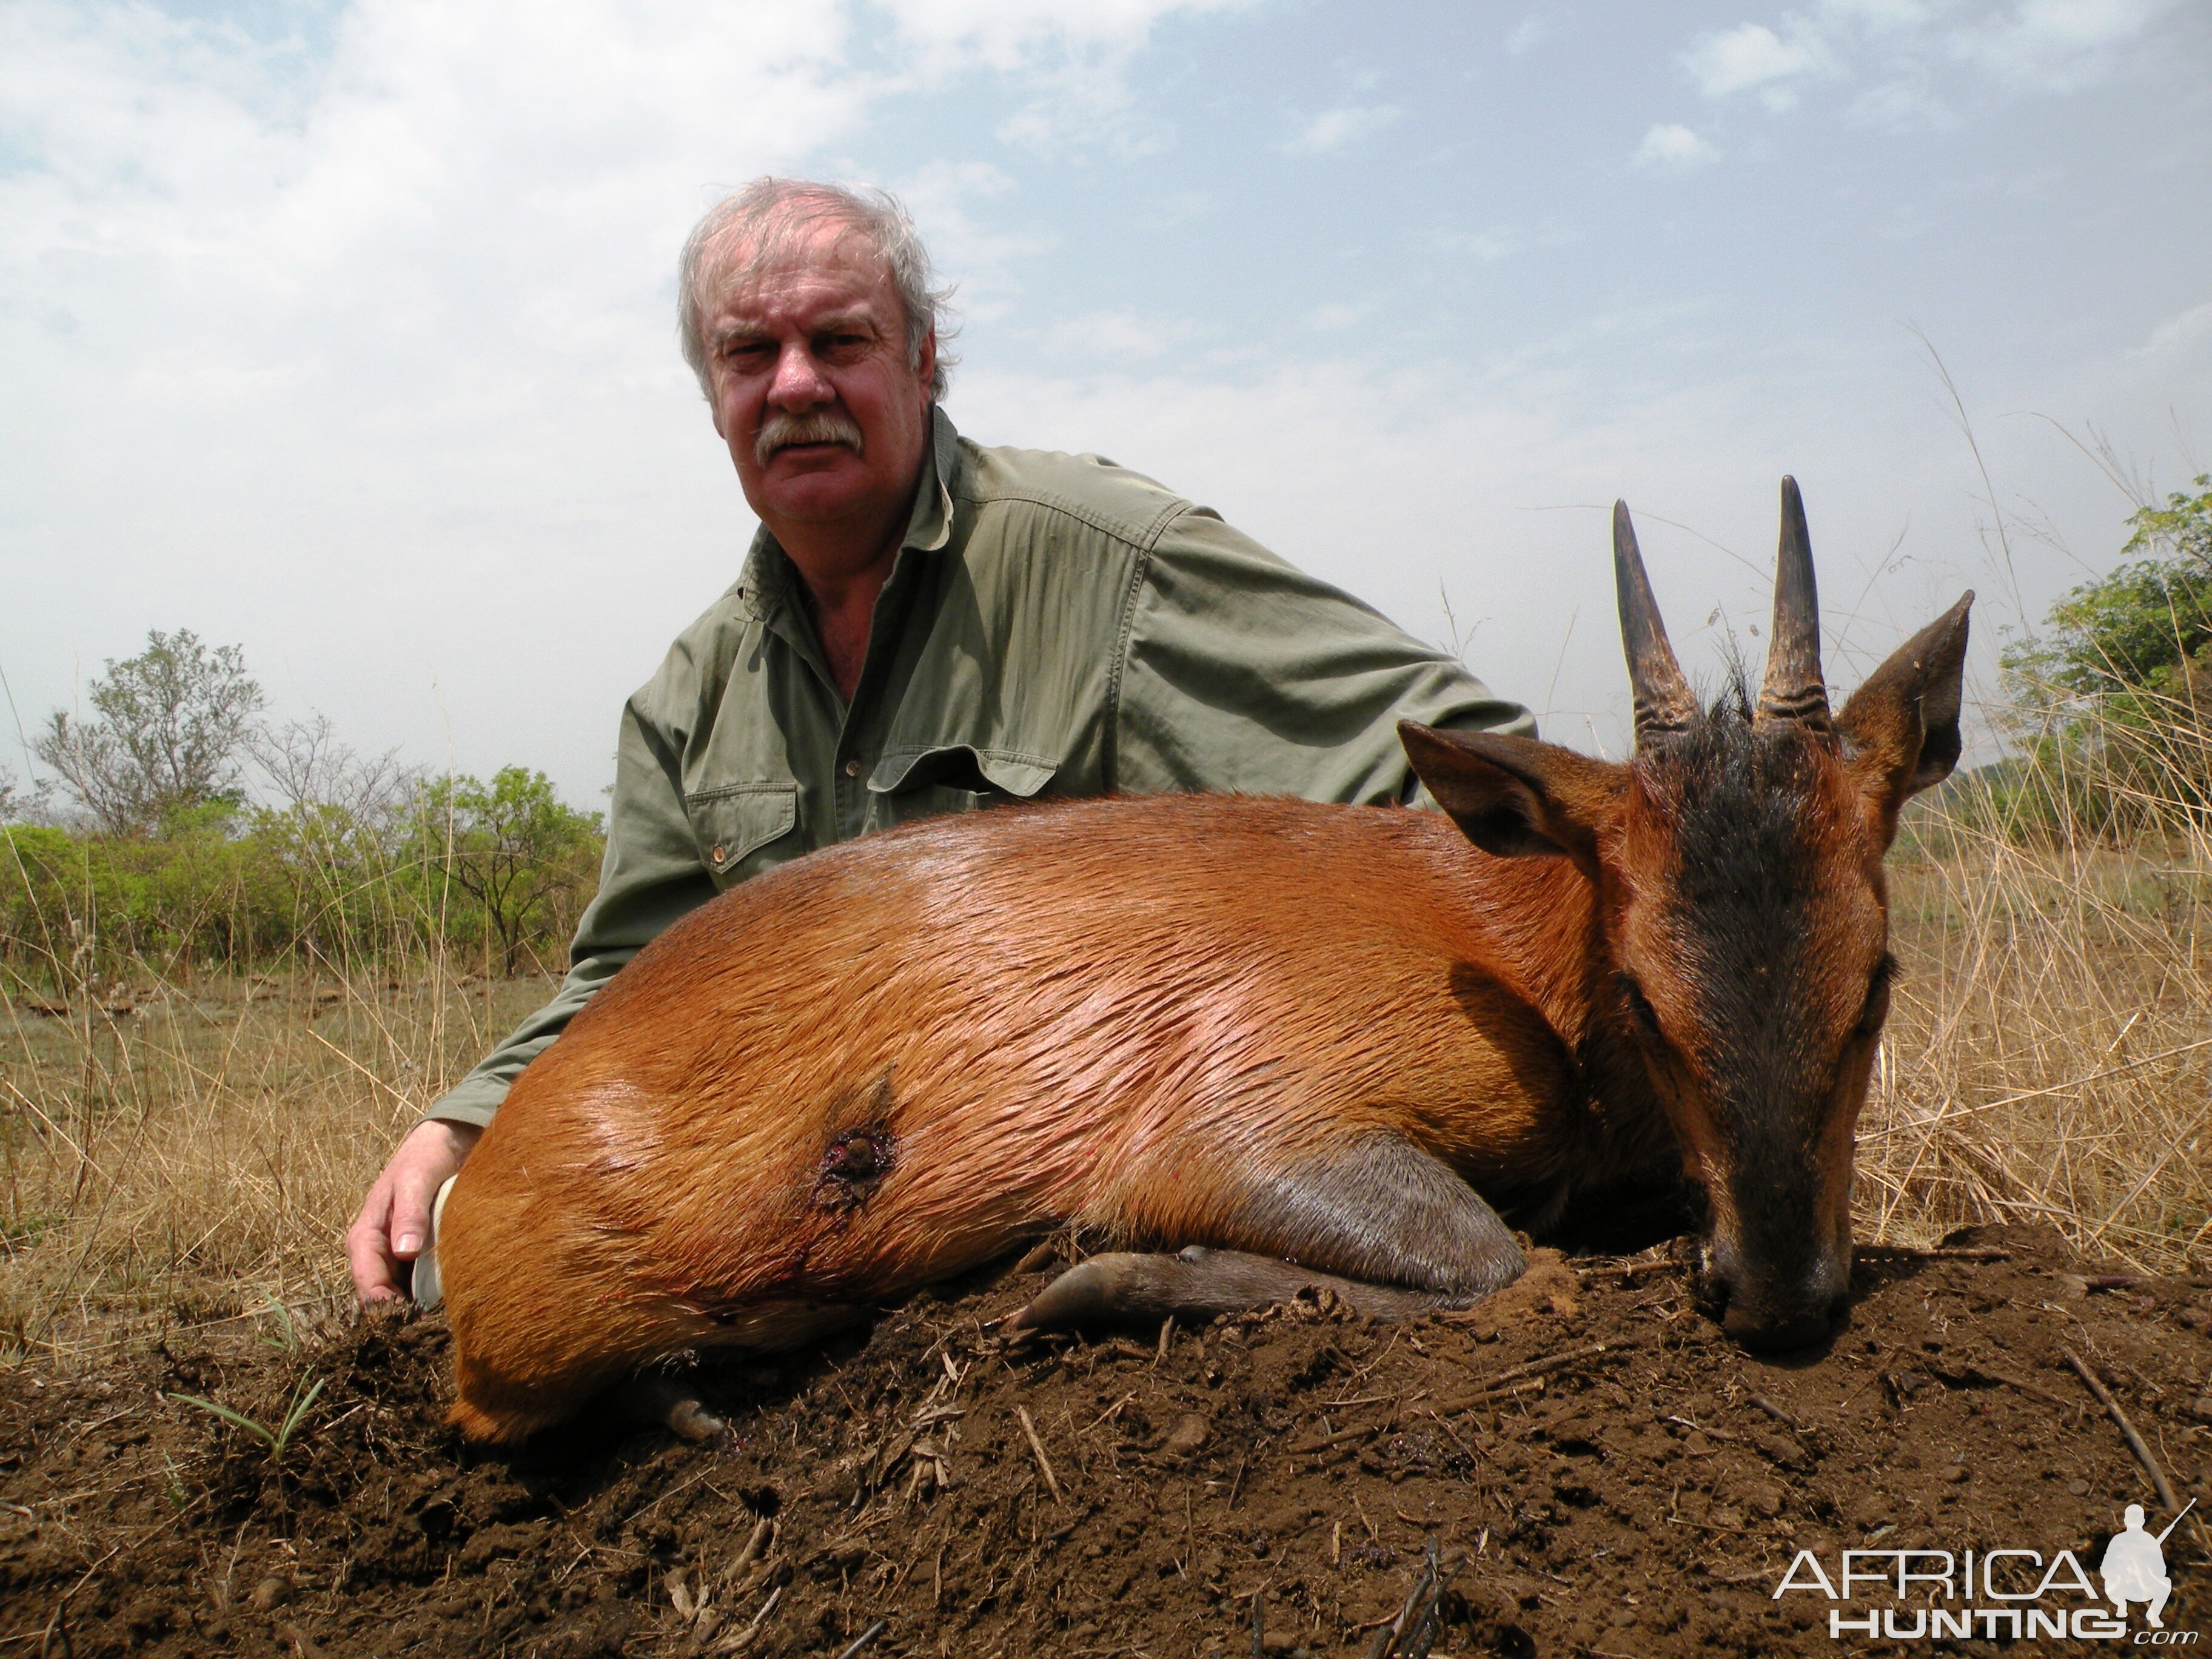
678,178,957,401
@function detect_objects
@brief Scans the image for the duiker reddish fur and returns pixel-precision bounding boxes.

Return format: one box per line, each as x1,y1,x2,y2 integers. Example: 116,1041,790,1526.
438,483,1970,1443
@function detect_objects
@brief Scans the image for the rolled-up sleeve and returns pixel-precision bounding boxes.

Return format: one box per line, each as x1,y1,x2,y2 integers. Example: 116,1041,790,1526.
1113,506,1535,805
424,691,721,1129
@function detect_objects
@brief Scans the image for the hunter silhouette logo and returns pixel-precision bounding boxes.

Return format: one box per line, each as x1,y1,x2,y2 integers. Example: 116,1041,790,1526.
2103,1501,2192,1630
1771,1494,2199,1642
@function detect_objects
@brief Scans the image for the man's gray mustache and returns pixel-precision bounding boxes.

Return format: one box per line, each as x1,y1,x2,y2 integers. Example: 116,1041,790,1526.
757,413,865,466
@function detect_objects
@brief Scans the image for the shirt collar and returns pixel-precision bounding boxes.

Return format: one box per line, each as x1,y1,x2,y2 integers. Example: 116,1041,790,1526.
738,405,960,618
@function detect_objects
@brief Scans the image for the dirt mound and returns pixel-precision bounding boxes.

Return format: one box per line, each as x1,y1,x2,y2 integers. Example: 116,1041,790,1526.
4,1226,2208,1657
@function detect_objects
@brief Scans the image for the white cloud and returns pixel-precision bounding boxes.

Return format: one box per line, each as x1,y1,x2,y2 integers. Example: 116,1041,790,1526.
0,0,1236,797
1282,102,1403,155
1816,0,1934,33
880,0,1245,70
1506,14,1550,55
2132,300,2212,358
1447,228,1527,262
1033,307,1198,361
1672,0,2184,126
1683,22,1826,107
1434,220,1580,263
879,0,1256,153
1948,0,2176,92
1307,301,1367,330
1635,122,1719,169
895,159,1044,326
1846,76,1961,129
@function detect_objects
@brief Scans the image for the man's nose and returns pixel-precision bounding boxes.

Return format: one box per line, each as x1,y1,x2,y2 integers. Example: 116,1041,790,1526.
768,343,833,407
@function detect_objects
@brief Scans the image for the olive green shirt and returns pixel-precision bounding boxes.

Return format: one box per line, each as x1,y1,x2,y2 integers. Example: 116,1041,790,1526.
427,407,1533,1128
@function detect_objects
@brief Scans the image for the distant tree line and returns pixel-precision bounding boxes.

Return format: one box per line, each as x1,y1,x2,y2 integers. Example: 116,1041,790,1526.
1984,474,2212,842
1,632,603,993
9,477,2205,994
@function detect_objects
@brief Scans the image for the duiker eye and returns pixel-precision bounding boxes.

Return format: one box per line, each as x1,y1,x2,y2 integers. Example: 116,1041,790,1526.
1619,975,1662,1036
1855,954,1897,1038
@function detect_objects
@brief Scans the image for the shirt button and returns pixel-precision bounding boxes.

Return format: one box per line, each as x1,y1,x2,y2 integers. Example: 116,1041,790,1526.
709,845,727,865
843,759,862,779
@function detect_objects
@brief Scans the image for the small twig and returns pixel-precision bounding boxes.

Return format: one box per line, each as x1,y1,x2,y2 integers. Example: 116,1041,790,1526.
1156,1317,1173,1364
741,1584,783,1643
1749,1396,1800,1431
1932,1364,2079,1414
1083,1391,1137,1433
833,1619,889,1659
37,1544,117,1659
1419,1407,1490,1465
1366,1535,1447,1659
2064,1349,2180,1510
1575,1260,1678,1280
2062,1274,2145,1295
1855,1244,2011,1262
1426,1341,1623,1416
1289,1420,1384,1456
1015,1406,1064,1503
728,1517,775,1578
1454,1341,1616,1387
1663,1413,1741,1443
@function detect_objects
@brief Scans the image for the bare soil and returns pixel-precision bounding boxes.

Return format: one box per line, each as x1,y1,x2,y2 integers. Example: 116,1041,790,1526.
4,1225,2209,1658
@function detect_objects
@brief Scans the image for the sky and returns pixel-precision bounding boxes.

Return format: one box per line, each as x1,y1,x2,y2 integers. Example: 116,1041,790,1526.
2,0,2208,807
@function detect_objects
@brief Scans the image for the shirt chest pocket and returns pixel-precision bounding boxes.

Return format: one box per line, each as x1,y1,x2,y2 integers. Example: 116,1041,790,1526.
685,781,800,885
866,743,1058,825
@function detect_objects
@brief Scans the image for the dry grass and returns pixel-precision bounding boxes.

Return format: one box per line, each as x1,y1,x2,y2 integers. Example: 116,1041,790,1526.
3,769,2209,1361
1864,808,2212,1272
0,967,552,1359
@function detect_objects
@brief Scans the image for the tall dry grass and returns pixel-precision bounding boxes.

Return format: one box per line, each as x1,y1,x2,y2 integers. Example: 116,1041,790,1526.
0,965,552,1358
1860,694,2212,1271
2,702,2208,1360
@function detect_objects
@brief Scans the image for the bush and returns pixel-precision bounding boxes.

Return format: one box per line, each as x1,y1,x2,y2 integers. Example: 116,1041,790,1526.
0,778,605,996
1997,475,2212,842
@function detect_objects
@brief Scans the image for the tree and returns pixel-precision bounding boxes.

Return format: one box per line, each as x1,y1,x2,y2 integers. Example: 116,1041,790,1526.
35,630,267,837
2000,475,2212,836
2007,475,2212,701
415,768,602,977
0,766,51,825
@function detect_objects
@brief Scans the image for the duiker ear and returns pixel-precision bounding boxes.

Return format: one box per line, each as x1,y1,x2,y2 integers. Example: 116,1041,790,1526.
1834,592,1972,843
1399,722,1624,874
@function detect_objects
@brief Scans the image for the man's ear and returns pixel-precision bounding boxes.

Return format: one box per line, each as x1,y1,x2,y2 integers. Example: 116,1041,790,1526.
1399,722,1624,876
1834,592,1972,847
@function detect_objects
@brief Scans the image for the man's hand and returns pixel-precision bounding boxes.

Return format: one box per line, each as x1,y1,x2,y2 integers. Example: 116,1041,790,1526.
348,1118,483,1303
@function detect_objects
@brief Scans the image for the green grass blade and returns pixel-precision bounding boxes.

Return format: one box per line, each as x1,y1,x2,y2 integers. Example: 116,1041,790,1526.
167,1390,277,1451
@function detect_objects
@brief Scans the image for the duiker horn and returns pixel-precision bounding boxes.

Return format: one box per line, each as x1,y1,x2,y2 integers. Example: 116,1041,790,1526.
1756,477,1832,734
1613,500,1697,746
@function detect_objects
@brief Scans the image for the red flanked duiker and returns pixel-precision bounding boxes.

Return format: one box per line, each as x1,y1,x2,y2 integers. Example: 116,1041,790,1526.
436,479,1969,1442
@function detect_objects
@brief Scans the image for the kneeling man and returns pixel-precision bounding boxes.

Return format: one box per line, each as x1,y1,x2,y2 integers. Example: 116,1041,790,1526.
347,178,1532,1302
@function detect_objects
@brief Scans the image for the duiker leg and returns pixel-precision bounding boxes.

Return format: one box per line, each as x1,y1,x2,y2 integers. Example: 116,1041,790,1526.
1008,1133,1523,1331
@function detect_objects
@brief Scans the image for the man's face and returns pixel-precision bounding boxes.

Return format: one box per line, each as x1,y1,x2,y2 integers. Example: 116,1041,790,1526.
700,221,935,544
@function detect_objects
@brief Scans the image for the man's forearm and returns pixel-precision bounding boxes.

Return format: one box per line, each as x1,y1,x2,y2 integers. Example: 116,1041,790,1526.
423,952,634,1128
